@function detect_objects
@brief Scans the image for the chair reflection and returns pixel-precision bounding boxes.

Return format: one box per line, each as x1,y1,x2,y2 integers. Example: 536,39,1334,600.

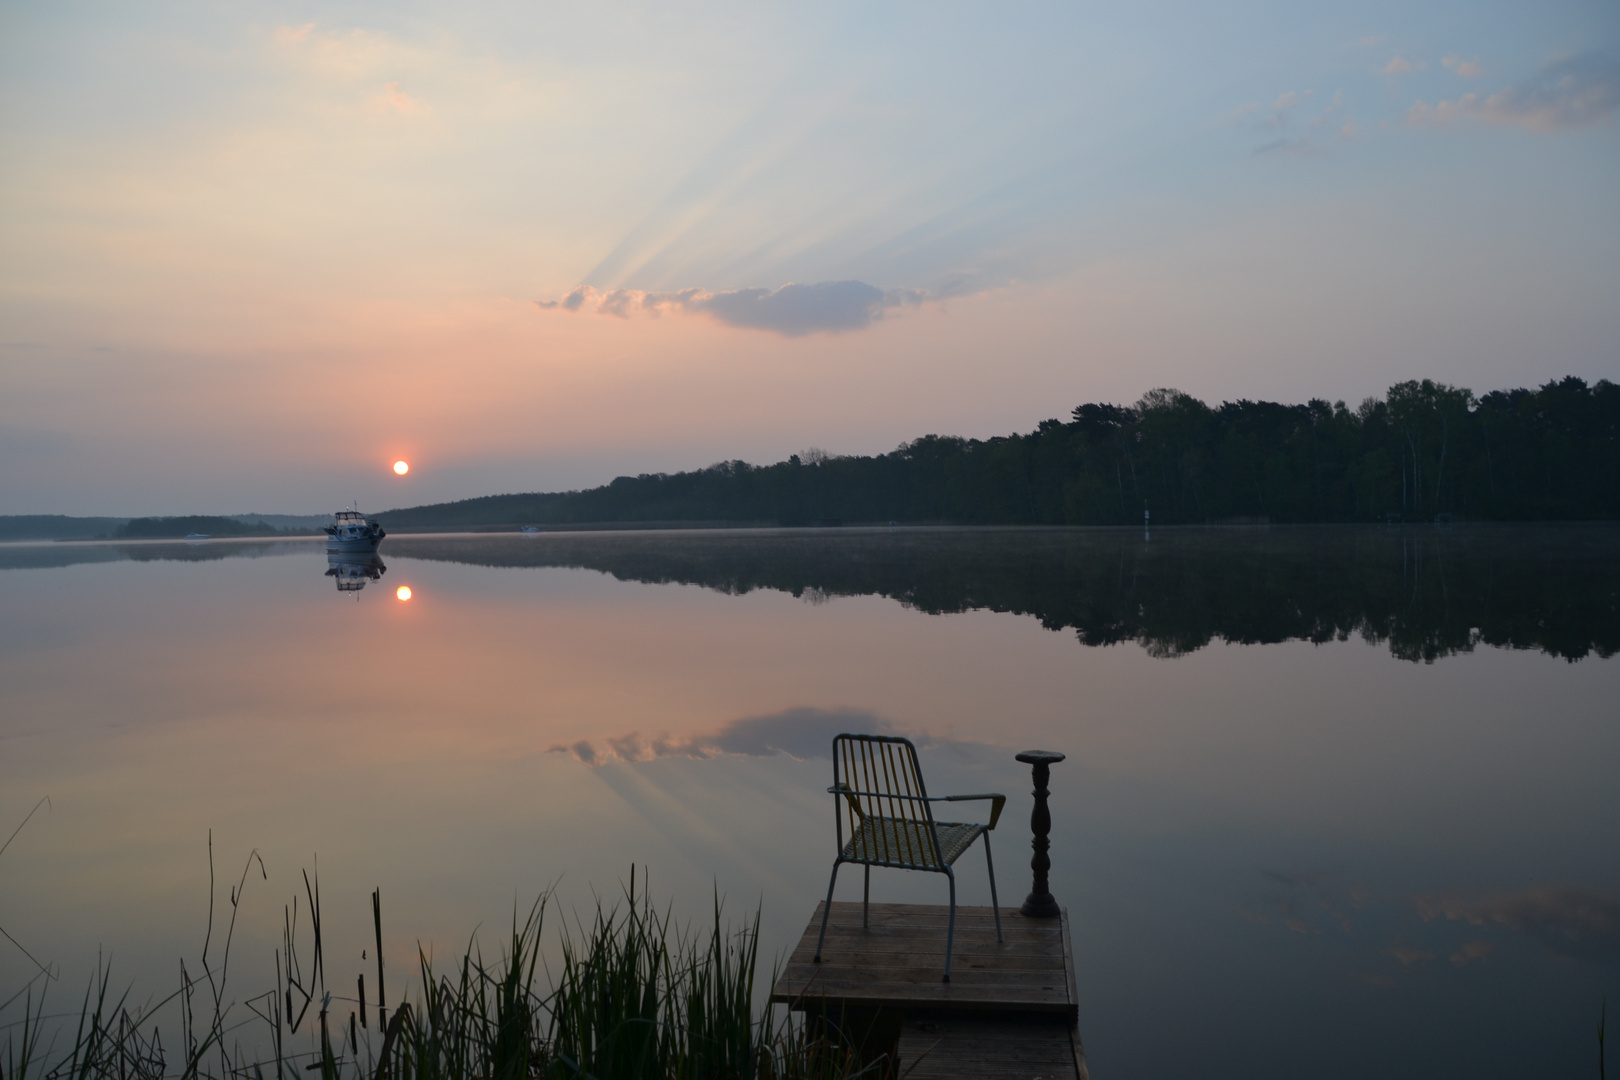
325,552,387,595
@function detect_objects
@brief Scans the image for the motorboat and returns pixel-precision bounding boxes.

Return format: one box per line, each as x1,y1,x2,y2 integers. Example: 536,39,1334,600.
324,505,386,552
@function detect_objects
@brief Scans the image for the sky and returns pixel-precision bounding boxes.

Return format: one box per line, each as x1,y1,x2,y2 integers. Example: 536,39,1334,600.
1,0,1617,515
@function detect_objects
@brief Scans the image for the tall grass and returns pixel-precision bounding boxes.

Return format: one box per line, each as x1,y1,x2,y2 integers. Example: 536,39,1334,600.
1,865,878,1080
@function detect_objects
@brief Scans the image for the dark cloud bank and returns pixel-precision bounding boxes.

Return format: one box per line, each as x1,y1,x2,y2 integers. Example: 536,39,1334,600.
536,280,934,337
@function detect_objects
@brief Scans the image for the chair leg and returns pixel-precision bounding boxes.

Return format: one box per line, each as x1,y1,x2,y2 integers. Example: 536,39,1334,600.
983,832,1004,942
943,869,957,983
863,864,870,928
813,861,842,963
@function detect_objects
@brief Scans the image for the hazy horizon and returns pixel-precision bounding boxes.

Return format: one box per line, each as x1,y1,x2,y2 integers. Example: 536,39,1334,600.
4,1,1617,516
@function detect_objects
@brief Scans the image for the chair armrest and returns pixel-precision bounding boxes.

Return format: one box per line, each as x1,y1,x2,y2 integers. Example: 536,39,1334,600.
943,793,1006,830
827,783,866,820
827,787,929,801
827,787,1007,829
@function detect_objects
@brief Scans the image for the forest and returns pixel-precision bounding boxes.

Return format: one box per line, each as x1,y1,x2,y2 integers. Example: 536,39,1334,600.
379,376,1620,528
112,515,284,538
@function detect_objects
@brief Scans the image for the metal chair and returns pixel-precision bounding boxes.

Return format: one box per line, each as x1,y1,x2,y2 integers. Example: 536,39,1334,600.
812,733,1006,982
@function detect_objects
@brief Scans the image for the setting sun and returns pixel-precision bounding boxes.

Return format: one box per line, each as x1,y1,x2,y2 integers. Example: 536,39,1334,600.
396,585,412,601
393,460,410,475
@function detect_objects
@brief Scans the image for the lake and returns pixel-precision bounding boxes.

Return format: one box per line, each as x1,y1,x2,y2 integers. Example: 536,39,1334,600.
1,525,1615,1078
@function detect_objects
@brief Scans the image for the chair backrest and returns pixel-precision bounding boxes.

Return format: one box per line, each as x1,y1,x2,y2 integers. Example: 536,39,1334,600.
831,734,942,869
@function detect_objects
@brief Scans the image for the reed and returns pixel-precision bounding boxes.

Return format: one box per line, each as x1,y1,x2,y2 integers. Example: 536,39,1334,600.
1,864,878,1080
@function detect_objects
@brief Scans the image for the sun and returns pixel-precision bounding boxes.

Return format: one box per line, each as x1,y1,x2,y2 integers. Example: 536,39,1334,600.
393,460,410,475
396,586,412,601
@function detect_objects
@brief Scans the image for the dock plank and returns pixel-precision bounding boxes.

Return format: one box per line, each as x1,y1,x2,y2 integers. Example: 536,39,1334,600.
770,902,1076,1020
897,1013,1086,1080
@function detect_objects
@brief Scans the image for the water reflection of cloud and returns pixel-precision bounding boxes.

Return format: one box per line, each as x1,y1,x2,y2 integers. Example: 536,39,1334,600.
551,706,927,765
1249,869,1365,935
1251,876,1620,976
1449,941,1494,966
1413,884,1620,964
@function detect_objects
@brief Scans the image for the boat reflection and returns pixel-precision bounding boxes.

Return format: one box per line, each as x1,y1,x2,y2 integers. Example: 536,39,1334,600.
325,552,387,595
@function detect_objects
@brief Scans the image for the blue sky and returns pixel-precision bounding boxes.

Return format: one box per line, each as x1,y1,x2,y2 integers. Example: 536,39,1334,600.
1,0,1616,513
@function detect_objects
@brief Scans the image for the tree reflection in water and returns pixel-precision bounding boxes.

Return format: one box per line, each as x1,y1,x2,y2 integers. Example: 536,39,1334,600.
3,525,1612,662
387,525,1619,663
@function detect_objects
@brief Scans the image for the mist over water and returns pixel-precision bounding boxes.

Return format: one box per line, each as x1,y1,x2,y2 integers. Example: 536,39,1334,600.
1,526,1615,1078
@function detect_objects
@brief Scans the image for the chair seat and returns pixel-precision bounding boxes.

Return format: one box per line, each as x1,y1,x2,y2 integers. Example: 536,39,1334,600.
841,816,986,869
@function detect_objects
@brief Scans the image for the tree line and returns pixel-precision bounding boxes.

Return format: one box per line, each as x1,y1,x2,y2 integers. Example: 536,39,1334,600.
380,376,1620,528
113,515,286,538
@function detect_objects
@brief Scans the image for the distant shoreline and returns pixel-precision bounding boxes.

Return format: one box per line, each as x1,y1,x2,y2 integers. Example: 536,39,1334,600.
0,513,327,542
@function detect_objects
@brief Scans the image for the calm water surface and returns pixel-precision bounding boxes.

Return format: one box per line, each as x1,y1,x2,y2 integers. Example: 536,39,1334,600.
1,526,1616,1078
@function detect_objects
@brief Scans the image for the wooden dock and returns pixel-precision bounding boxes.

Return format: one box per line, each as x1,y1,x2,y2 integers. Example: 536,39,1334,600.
770,902,1087,1079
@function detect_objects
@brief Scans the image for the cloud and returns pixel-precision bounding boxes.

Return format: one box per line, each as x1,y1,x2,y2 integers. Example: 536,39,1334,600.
1248,89,1354,155
536,280,939,336
369,81,430,117
1473,52,1620,130
1380,56,1426,76
266,22,455,127
1413,883,1620,964
1442,54,1484,78
1268,90,1306,127
1253,136,1320,158
1407,96,1477,127
547,706,910,765
1409,53,1620,131
596,288,641,319
691,281,893,334
264,21,453,97
534,288,579,311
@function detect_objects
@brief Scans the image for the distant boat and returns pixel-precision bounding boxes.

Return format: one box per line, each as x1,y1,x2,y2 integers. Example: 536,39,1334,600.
324,506,386,553
520,525,540,535
185,532,210,541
